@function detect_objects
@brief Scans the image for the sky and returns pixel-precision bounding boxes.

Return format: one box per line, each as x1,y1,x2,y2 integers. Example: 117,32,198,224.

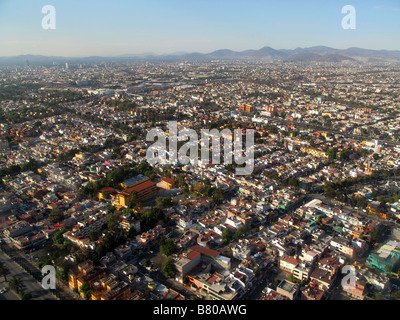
0,0,399,57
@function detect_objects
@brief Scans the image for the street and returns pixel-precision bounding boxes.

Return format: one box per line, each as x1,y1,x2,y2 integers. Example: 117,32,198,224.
0,241,79,300
0,250,56,300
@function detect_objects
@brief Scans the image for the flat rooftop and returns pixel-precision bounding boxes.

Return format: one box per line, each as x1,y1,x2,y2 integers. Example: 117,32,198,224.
277,280,298,294
121,174,148,187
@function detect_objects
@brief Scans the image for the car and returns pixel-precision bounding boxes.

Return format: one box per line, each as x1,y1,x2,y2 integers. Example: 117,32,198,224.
0,288,8,294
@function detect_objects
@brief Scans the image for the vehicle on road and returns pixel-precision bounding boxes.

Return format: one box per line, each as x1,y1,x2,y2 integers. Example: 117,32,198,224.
0,288,8,294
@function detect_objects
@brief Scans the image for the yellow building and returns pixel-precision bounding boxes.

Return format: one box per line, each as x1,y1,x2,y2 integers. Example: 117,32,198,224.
120,174,149,190
68,260,107,297
159,177,176,189
68,261,133,300
97,187,118,201
117,180,159,206
300,146,329,159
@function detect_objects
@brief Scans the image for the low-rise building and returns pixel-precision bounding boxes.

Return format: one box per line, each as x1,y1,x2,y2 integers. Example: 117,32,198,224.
276,280,299,300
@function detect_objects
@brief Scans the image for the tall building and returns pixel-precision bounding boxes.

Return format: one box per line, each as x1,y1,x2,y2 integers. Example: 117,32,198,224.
238,105,254,113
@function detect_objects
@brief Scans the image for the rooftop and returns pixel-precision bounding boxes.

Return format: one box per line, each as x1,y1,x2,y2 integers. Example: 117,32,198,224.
188,245,220,259
277,280,298,294
121,174,149,187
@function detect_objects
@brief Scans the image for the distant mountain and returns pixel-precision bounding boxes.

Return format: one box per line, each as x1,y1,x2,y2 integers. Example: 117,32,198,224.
283,52,324,63
179,46,400,63
290,46,337,55
283,52,356,63
340,47,400,61
245,46,288,59
1,46,400,66
118,52,158,58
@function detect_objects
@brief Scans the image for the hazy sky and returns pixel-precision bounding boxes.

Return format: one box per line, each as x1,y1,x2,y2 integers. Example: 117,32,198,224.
0,0,399,57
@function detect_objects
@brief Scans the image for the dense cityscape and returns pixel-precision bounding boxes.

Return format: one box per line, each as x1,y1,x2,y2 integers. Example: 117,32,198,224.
0,57,399,303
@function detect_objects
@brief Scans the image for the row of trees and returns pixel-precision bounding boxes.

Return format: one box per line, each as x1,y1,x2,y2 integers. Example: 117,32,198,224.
0,157,39,179
105,100,137,112
56,137,125,163
221,224,251,243
0,104,65,125
191,178,224,205
322,169,384,201
79,161,156,199
262,170,301,190
0,262,10,282
0,262,32,300
0,82,41,100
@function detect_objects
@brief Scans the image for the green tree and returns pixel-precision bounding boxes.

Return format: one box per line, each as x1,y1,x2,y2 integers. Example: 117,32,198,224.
323,182,336,199
48,208,64,224
138,208,165,230
234,227,244,241
53,228,67,245
375,292,384,300
106,205,116,213
56,261,74,282
102,232,118,251
127,191,139,209
211,188,224,204
33,121,42,128
9,276,24,294
222,228,233,243
160,239,177,257
20,291,33,300
102,191,110,199
0,263,10,282
95,244,106,258
141,258,152,268
391,290,400,300
156,196,173,209
326,149,336,161
370,226,381,243
175,174,187,188
106,213,120,232
89,230,100,242
316,215,324,228
288,178,300,189
79,282,92,300
161,258,176,278
288,275,301,284
20,158,38,172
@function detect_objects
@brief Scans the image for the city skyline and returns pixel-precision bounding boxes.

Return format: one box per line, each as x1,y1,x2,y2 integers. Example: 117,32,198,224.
0,0,399,57
1,2,400,304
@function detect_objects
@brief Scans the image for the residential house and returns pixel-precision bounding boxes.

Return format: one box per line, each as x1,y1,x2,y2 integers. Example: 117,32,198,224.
276,280,299,300
279,254,300,274
366,240,400,274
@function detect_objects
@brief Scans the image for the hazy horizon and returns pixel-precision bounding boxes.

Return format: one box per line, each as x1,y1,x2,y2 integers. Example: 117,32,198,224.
2,44,400,59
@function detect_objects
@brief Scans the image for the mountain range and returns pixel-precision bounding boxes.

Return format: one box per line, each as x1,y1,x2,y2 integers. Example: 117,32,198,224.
2,46,400,66
177,46,400,63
